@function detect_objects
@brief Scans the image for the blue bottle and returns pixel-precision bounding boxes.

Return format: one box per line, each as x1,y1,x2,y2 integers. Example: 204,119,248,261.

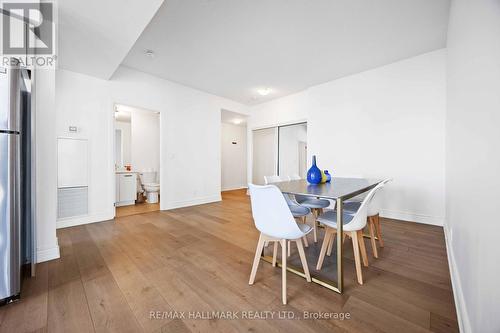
307,155,322,185
324,170,332,182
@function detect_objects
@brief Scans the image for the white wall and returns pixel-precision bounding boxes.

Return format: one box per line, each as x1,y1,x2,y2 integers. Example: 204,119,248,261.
130,110,160,177
54,67,248,233
115,120,131,166
221,123,247,190
248,49,446,225
34,69,60,262
446,1,500,332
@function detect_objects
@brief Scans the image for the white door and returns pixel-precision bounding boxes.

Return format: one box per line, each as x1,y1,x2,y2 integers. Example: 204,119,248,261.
252,127,278,184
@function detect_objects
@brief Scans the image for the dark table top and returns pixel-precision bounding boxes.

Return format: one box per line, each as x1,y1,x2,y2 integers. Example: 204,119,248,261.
271,177,383,201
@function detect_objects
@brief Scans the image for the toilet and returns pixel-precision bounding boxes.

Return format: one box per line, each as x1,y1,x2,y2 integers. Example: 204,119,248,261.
139,170,160,203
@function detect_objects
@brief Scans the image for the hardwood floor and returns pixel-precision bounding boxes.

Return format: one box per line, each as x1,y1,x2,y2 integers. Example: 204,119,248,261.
0,189,458,332
115,202,160,218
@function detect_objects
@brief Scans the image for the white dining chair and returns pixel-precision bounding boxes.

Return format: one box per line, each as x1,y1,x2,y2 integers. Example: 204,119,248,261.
315,182,386,285
248,184,312,304
288,174,330,243
264,175,311,251
343,179,392,258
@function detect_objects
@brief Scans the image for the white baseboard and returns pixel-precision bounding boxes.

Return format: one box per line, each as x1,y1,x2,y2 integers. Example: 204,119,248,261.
162,195,221,210
221,185,247,191
380,209,444,226
443,224,471,333
37,244,60,263
56,211,115,229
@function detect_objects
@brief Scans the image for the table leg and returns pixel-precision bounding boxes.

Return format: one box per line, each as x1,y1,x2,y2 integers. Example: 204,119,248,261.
336,198,344,293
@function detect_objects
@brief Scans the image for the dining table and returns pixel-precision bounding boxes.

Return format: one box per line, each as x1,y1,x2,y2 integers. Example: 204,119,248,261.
261,177,383,294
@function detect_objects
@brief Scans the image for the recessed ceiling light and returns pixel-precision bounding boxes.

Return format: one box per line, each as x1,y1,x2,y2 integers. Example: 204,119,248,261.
257,88,271,96
233,119,242,125
144,49,155,58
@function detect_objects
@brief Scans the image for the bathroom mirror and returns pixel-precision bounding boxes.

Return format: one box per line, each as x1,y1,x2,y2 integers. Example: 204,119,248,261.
115,129,123,167
115,121,132,168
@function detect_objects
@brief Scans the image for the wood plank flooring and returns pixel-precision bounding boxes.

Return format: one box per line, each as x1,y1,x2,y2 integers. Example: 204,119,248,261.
115,202,160,218
0,189,458,332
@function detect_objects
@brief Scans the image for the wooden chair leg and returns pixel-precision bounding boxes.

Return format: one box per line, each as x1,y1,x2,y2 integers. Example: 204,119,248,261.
357,230,369,267
295,239,311,282
374,214,384,247
272,241,278,267
368,218,378,258
316,228,334,270
312,209,318,243
281,239,287,304
249,233,265,284
287,240,291,257
326,230,336,256
351,231,363,285
300,216,309,247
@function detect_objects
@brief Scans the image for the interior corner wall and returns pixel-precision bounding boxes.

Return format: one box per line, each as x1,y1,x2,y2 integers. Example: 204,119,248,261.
446,0,500,332
54,67,248,230
34,69,60,262
248,49,446,226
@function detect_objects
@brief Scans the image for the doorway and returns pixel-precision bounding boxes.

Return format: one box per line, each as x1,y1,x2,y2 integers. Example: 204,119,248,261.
113,104,161,218
220,109,248,192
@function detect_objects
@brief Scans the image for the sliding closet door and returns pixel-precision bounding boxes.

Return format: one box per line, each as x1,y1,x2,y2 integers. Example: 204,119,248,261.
252,127,278,184
278,123,307,179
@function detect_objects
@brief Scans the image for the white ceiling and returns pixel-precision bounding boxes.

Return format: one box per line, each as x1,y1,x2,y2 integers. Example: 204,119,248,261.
58,0,164,79
122,0,450,105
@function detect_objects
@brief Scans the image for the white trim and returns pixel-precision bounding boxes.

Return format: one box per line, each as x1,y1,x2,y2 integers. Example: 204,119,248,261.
37,244,60,263
221,185,248,191
250,118,308,131
443,223,471,333
380,209,444,226
162,195,221,210
116,200,136,207
56,211,114,229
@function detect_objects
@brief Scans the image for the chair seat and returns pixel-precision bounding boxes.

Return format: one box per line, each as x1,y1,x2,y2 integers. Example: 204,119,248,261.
295,195,330,209
344,200,379,217
289,204,311,217
297,223,313,234
317,210,358,231
343,201,361,213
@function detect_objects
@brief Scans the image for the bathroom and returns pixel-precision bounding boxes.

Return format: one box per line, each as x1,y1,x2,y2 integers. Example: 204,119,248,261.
114,104,160,216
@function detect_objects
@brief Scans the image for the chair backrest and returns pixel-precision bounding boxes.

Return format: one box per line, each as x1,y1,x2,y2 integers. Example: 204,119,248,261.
248,184,305,239
367,178,392,216
348,179,391,230
264,175,297,206
288,174,301,181
264,175,286,185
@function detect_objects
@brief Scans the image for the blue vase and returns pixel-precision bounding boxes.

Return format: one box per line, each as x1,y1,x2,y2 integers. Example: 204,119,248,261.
307,155,322,185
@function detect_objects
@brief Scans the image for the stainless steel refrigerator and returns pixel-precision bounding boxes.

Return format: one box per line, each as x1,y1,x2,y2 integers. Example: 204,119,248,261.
0,61,35,305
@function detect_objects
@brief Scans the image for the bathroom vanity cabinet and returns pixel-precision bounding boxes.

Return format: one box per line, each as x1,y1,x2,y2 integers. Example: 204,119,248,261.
116,172,137,206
